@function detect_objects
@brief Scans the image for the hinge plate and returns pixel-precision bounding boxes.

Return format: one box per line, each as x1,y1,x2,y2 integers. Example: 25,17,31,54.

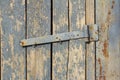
20,24,98,47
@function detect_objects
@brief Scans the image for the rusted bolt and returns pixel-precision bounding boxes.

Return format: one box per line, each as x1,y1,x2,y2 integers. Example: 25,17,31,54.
20,41,25,46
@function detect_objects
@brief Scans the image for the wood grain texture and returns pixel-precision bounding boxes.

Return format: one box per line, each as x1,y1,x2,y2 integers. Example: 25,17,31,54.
108,0,120,80
0,0,26,80
27,0,51,80
96,0,110,79
68,0,86,79
86,42,95,80
52,0,68,80
86,0,95,80
96,0,120,80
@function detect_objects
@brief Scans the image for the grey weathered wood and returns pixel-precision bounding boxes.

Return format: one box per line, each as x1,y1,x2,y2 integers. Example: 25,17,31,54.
108,0,120,80
96,0,110,79
86,0,95,80
52,0,68,80
27,0,51,80
68,0,86,79
86,42,95,80
0,0,26,80
96,0,120,80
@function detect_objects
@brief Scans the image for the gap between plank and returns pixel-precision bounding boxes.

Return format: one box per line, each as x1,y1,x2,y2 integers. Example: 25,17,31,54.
66,0,70,80
25,0,27,79
51,0,53,79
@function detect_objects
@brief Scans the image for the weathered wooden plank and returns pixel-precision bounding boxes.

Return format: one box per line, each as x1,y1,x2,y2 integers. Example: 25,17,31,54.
86,42,95,80
108,0,120,80
27,0,51,80
96,0,111,79
96,0,120,80
86,0,95,80
68,0,86,79
0,0,26,80
52,0,68,80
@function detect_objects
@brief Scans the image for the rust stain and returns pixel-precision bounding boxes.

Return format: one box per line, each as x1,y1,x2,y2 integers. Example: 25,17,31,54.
106,0,115,27
98,58,102,77
99,76,106,80
20,41,25,46
101,0,115,58
111,0,115,9
98,58,106,80
101,0,115,31
106,10,112,26
102,40,109,58
89,25,94,30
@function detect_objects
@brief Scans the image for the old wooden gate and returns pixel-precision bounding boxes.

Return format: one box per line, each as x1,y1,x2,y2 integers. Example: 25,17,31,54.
0,0,120,80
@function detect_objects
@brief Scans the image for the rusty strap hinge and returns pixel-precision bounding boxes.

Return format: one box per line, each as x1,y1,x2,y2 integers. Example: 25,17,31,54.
20,24,99,47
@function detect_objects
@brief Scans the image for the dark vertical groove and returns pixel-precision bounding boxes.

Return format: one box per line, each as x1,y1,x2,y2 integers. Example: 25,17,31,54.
95,42,97,80
68,0,70,32
85,0,87,80
0,19,1,80
51,1,53,35
25,0,27,80
94,0,97,80
85,42,88,80
85,0,87,25
51,0,53,80
66,0,70,80
94,0,96,24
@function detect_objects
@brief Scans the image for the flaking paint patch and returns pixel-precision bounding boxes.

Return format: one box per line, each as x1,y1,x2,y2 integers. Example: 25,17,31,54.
21,0,25,5
59,15,68,27
17,54,25,79
69,1,72,18
76,11,85,29
76,15,85,30
8,34,15,80
6,53,25,80
53,49,68,80
102,40,109,58
68,42,85,80
70,44,84,62
10,0,15,9
27,48,44,80
27,0,30,4
9,15,14,20
15,19,22,32
53,16,68,34
9,34,14,56
32,19,39,35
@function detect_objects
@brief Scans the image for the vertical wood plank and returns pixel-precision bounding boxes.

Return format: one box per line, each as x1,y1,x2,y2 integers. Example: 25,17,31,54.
96,0,120,80
27,0,51,80
68,0,86,79
96,0,110,79
0,0,26,79
86,0,95,80
52,0,68,80
108,0,120,79
86,42,95,80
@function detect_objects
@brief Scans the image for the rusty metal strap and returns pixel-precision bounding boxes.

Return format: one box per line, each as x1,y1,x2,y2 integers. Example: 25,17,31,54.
20,24,98,47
